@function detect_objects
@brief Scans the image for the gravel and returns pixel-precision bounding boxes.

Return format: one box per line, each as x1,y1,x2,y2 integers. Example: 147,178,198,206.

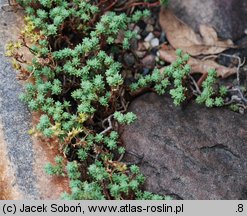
144,32,155,42
150,38,159,47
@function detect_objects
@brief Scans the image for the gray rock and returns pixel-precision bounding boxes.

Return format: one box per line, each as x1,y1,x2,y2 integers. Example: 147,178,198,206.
143,41,151,50
0,2,39,199
133,25,141,34
121,93,247,199
145,24,154,32
141,55,155,69
150,38,159,48
135,51,146,59
124,53,135,67
129,38,138,50
0,0,69,199
144,32,155,42
168,0,247,41
144,17,155,25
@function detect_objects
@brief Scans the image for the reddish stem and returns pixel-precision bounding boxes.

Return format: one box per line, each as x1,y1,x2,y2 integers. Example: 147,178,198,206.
96,0,108,7
128,1,160,8
116,1,160,11
197,73,208,88
103,0,117,12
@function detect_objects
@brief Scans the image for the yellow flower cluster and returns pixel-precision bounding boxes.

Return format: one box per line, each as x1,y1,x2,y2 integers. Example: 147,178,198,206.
5,41,22,57
21,16,41,43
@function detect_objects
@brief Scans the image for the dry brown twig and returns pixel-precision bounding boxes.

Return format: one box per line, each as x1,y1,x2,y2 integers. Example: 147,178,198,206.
221,54,247,106
189,74,201,96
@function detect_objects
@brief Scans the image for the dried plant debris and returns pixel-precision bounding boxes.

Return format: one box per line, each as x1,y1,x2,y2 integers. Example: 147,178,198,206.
159,9,236,56
159,48,237,78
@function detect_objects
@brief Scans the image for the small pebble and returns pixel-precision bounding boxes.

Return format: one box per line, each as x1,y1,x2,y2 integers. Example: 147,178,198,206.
144,17,155,25
136,34,141,40
144,32,155,42
141,55,156,69
245,29,247,35
124,53,135,67
143,68,150,75
133,25,141,34
137,42,147,51
239,107,245,115
128,23,135,30
145,24,154,32
159,60,165,66
130,38,138,50
150,47,158,56
143,41,151,50
135,51,146,58
150,38,159,47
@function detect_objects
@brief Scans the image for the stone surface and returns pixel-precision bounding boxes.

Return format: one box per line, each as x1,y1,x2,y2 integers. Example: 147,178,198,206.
0,0,69,199
168,0,247,41
0,121,22,200
122,93,247,199
0,3,39,199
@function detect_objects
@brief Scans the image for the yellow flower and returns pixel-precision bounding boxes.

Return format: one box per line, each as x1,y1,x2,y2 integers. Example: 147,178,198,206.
77,112,89,124
50,123,64,136
5,42,15,56
5,50,13,57
12,59,21,70
67,127,83,141
28,127,36,135
13,41,22,49
116,163,127,172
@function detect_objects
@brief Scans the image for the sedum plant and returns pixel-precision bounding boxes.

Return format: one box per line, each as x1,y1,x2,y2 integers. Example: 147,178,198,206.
130,49,226,107
8,0,231,200
196,69,224,107
130,49,191,106
8,0,172,200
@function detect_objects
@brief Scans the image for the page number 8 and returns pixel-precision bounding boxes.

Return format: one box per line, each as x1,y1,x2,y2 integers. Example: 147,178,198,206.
237,204,244,213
